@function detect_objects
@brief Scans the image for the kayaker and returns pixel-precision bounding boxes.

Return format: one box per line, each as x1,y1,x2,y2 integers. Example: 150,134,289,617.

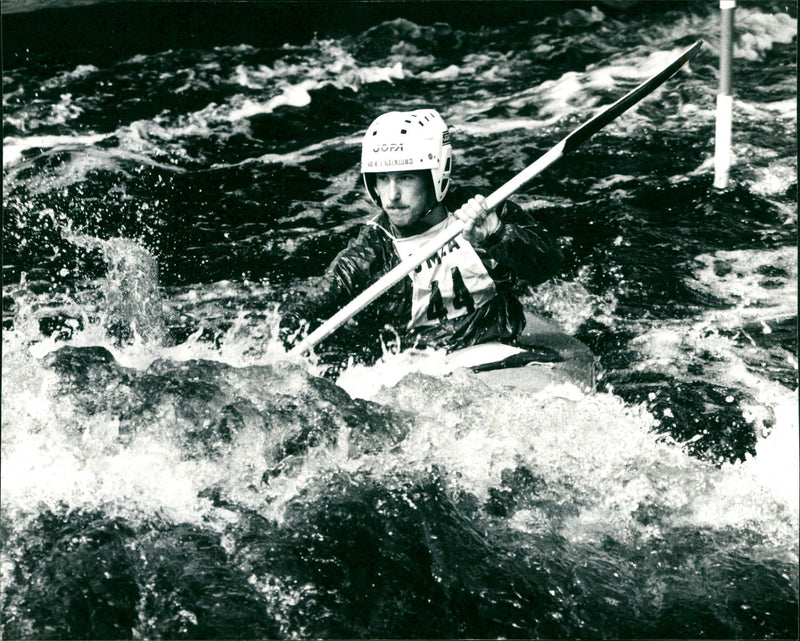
279,108,563,355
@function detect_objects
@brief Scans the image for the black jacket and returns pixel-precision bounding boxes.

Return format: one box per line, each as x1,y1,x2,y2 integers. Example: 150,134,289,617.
280,187,562,353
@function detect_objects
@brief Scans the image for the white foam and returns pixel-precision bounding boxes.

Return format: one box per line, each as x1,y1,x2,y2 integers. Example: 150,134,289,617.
733,9,797,61
689,246,797,320
41,64,99,89
523,276,619,335
2,132,107,167
418,64,461,81
688,388,799,541
452,42,702,143
750,160,797,196
228,84,313,120
748,390,800,508
3,91,86,139
3,266,796,555
336,347,453,400
736,97,797,124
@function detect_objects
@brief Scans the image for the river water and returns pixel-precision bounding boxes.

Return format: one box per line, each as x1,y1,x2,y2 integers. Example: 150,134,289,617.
2,1,798,638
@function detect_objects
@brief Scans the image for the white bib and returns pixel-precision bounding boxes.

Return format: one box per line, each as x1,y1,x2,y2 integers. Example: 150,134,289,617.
392,216,496,329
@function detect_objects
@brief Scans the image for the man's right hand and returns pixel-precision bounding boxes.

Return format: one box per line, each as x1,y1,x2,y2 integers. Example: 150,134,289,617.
453,195,502,246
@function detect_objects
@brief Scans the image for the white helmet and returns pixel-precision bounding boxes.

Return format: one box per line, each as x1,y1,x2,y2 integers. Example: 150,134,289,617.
361,109,453,204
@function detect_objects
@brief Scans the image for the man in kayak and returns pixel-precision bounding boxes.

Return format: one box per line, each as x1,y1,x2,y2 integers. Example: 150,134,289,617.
279,108,562,356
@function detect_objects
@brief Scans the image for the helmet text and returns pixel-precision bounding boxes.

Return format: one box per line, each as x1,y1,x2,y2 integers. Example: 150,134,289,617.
373,143,404,153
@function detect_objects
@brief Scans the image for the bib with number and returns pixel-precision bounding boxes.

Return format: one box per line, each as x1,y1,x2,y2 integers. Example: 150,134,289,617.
392,216,496,329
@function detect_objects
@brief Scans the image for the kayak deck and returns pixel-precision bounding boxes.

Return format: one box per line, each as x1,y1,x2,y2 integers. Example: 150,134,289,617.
445,313,597,393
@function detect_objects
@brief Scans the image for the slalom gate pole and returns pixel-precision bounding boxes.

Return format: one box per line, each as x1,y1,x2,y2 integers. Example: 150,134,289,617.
713,0,735,189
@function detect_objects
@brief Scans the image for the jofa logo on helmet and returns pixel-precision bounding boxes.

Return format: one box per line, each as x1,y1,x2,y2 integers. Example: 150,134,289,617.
442,130,451,145
373,143,404,153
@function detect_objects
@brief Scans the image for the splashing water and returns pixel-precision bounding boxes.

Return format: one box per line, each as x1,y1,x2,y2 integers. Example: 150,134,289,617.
2,1,797,638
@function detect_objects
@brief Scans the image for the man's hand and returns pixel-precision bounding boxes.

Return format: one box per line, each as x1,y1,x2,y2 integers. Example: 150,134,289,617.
453,195,502,245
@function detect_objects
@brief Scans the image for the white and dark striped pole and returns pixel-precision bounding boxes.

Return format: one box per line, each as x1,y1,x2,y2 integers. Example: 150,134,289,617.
713,0,735,188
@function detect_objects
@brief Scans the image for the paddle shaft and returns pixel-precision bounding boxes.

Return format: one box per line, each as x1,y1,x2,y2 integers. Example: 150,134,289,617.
289,40,703,356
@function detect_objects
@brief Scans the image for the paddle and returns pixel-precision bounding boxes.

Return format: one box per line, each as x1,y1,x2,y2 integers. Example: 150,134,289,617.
289,40,703,356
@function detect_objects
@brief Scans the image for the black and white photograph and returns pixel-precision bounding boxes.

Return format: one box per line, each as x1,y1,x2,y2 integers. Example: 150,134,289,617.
2,1,797,638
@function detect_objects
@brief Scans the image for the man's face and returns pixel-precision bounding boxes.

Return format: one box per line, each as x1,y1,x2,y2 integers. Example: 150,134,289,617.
373,171,435,229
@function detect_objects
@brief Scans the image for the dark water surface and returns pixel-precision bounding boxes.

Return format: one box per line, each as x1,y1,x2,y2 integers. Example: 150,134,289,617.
2,1,798,638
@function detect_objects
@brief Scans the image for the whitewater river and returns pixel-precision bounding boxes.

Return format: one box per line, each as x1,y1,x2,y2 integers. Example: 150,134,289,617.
2,1,797,638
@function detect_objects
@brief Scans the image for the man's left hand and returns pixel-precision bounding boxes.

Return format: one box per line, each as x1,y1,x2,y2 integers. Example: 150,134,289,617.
454,195,502,245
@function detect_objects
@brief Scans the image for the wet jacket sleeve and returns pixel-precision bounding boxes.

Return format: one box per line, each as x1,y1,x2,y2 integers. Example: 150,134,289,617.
278,225,396,346
479,199,563,287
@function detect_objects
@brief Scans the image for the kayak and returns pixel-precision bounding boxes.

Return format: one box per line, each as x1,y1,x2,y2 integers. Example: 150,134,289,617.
334,313,597,399
444,313,597,393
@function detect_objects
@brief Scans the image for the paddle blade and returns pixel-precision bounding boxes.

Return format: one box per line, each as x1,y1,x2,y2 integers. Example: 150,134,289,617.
562,40,704,154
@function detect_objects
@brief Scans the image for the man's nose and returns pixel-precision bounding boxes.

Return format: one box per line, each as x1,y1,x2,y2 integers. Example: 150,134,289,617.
386,179,401,200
